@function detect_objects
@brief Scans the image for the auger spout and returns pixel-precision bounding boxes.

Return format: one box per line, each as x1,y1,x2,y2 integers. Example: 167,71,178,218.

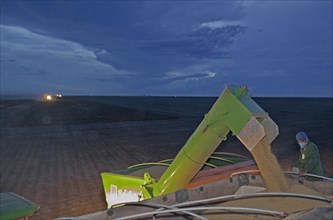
101,84,280,208
149,84,279,196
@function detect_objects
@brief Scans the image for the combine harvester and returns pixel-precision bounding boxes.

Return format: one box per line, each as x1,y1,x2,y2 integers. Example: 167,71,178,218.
75,84,332,219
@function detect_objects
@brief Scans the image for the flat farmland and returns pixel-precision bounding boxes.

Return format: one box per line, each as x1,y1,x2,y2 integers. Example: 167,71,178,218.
0,97,332,219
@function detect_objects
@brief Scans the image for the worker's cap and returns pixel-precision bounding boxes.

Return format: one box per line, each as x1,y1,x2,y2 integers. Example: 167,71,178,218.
296,132,308,142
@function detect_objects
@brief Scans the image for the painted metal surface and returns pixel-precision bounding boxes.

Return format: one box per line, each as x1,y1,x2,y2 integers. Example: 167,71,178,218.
101,84,278,208
0,192,39,220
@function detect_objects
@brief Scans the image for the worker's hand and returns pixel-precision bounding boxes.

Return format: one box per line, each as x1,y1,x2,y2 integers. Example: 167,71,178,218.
291,167,300,173
299,170,306,177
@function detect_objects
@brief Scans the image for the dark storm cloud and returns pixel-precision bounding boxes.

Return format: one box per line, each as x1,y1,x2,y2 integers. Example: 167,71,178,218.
141,25,246,59
0,1,332,97
1,1,246,77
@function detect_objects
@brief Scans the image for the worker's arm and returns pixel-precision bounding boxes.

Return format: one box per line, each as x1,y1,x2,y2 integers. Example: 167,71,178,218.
294,154,304,170
303,145,320,173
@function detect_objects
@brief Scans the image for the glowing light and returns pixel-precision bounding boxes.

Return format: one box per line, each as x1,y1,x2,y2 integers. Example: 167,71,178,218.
46,95,52,100
106,184,141,208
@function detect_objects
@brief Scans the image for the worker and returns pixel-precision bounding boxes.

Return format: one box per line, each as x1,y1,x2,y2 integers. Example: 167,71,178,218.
293,131,324,181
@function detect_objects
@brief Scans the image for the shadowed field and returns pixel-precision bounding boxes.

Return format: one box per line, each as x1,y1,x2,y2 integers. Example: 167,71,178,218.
0,97,332,219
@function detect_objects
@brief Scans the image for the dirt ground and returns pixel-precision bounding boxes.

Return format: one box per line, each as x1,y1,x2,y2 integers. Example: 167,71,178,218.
0,97,332,219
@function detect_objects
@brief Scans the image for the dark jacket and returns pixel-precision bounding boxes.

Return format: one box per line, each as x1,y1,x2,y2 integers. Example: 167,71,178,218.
295,141,324,180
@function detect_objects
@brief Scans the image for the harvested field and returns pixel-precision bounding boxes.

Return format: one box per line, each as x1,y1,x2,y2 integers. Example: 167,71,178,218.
0,97,332,219
0,99,33,109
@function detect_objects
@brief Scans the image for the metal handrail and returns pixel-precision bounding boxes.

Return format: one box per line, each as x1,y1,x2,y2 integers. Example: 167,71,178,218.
111,192,331,220
128,162,170,169
230,169,260,177
113,206,287,220
204,162,217,168
157,159,173,163
168,192,331,209
212,151,249,159
109,202,206,220
129,152,250,170
128,155,234,170
208,156,237,164
284,171,333,181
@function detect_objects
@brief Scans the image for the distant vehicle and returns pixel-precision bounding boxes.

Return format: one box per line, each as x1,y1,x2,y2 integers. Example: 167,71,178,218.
56,94,62,98
43,94,52,101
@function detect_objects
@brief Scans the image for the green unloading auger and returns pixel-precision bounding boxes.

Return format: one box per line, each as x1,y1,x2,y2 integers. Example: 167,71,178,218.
101,84,279,208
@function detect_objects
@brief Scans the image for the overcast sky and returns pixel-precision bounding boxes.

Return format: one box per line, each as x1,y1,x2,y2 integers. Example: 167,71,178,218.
1,0,332,97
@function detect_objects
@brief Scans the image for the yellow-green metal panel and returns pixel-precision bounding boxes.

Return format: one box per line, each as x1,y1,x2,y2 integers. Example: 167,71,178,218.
101,173,145,208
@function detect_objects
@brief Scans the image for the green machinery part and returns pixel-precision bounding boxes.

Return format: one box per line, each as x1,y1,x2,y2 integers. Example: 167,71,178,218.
0,192,39,220
101,84,278,208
